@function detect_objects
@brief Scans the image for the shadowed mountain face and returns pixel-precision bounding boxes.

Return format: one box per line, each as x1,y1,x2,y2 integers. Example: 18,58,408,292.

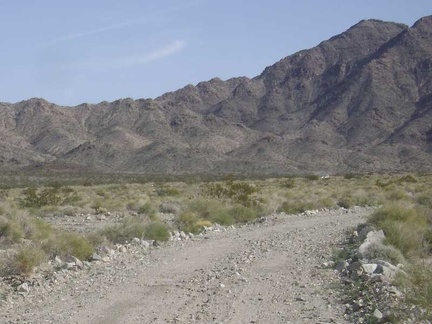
1,16,431,176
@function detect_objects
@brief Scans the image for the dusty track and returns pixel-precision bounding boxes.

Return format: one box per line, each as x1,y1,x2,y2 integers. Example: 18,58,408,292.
1,208,371,323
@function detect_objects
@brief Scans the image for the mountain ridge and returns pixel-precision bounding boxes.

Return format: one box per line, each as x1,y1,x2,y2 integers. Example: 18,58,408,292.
1,16,431,175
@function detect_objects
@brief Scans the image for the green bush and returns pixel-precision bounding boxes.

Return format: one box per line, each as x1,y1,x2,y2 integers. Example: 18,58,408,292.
143,222,170,241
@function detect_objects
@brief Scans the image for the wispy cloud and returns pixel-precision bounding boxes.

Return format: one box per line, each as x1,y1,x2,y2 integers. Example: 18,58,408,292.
48,2,200,44
70,40,187,71
50,18,150,43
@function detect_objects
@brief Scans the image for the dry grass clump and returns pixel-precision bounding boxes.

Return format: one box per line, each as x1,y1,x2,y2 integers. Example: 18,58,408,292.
99,216,170,243
369,204,429,257
43,233,93,261
1,246,47,276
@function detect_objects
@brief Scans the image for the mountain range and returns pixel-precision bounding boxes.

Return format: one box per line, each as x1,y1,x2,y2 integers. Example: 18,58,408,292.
1,16,431,176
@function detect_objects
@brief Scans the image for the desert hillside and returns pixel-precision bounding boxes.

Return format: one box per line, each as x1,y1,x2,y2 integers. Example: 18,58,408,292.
1,16,431,175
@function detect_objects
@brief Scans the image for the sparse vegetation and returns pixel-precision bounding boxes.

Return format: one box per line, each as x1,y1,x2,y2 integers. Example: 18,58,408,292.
0,169,431,322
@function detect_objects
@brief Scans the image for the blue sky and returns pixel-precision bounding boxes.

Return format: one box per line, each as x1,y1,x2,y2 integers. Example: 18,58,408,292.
0,1,430,106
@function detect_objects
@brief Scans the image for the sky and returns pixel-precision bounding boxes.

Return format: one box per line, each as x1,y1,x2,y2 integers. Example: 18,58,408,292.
0,1,430,106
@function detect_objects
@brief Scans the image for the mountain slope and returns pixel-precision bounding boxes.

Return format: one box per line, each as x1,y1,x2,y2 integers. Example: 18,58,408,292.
1,16,431,175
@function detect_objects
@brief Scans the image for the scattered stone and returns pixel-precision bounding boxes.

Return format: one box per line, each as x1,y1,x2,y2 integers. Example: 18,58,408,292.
180,231,188,240
373,308,383,320
322,260,335,268
335,260,349,271
358,230,385,257
100,246,115,256
90,253,102,261
140,240,151,249
17,283,30,293
361,263,377,274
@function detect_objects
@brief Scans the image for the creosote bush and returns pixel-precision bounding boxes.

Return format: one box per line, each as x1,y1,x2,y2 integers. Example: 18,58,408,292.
204,180,260,207
19,185,79,208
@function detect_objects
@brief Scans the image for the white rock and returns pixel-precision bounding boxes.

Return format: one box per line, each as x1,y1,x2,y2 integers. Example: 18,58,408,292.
361,263,377,274
17,283,30,293
373,309,383,319
358,230,385,257
140,240,151,248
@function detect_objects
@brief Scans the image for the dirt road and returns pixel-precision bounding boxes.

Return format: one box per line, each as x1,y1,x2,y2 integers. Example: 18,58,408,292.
1,208,371,323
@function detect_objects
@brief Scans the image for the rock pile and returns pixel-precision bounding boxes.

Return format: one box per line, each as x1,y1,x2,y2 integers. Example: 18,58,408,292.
334,225,406,323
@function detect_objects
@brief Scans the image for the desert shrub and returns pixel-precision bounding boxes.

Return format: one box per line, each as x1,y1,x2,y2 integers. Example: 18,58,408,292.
210,210,234,226
280,178,296,188
90,199,108,214
397,264,432,319
205,181,259,207
2,246,47,276
176,211,201,234
155,186,180,197
369,204,429,257
318,197,334,208
19,185,79,208
343,173,360,180
0,216,24,243
369,204,422,225
386,189,409,201
138,202,157,217
304,174,319,181
85,232,106,247
416,193,432,208
278,200,314,214
43,232,93,260
229,205,258,223
397,174,418,184
362,242,406,265
337,196,354,209
143,222,170,241
159,202,181,214
100,217,146,243
380,220,426,256
25,218,53,241
186,199,225,219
